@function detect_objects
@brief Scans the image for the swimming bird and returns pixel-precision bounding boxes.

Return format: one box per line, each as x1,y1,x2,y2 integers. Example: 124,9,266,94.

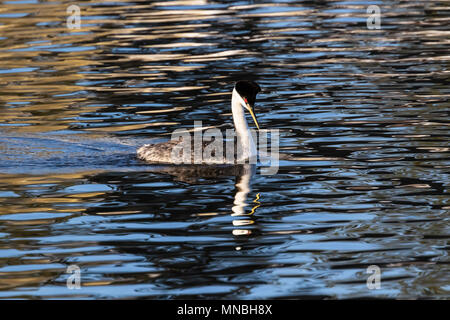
137,80,261,164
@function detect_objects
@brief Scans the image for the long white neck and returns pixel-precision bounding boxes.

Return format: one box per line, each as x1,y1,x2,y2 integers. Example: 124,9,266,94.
231,88,257,162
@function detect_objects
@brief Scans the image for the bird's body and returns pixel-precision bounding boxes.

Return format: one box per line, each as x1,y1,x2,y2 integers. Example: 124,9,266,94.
137,80,262,165
137,137,226,164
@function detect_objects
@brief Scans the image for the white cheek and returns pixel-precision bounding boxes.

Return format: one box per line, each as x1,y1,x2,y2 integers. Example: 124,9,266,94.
233,88,248,109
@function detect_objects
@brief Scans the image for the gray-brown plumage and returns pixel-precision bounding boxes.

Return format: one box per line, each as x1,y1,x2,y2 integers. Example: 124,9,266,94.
137,137,227,164
137,138,184,163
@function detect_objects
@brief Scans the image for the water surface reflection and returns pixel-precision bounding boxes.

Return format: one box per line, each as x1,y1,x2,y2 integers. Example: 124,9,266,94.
0,0,449,299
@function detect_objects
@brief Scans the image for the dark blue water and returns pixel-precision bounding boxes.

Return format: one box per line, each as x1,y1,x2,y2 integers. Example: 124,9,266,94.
0,0,449,299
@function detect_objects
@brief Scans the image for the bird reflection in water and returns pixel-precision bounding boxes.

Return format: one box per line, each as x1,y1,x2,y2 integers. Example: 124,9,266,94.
231,164,261,236
88,162,262,237
145,163,261,236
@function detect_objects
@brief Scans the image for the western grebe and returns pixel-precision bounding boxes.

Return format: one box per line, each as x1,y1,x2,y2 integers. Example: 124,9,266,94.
137,80,261,164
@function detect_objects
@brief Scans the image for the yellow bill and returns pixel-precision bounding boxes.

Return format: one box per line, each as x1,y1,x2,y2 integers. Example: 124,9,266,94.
245,101,260,131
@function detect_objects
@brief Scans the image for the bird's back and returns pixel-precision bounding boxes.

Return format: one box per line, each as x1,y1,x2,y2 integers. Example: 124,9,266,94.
137,138,230,164
137,139,181,163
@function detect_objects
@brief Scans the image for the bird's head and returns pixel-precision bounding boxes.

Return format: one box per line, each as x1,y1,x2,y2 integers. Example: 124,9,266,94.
233,80,261,130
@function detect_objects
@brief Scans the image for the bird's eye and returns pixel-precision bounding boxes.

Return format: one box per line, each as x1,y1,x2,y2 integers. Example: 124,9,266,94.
244,98,248,103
